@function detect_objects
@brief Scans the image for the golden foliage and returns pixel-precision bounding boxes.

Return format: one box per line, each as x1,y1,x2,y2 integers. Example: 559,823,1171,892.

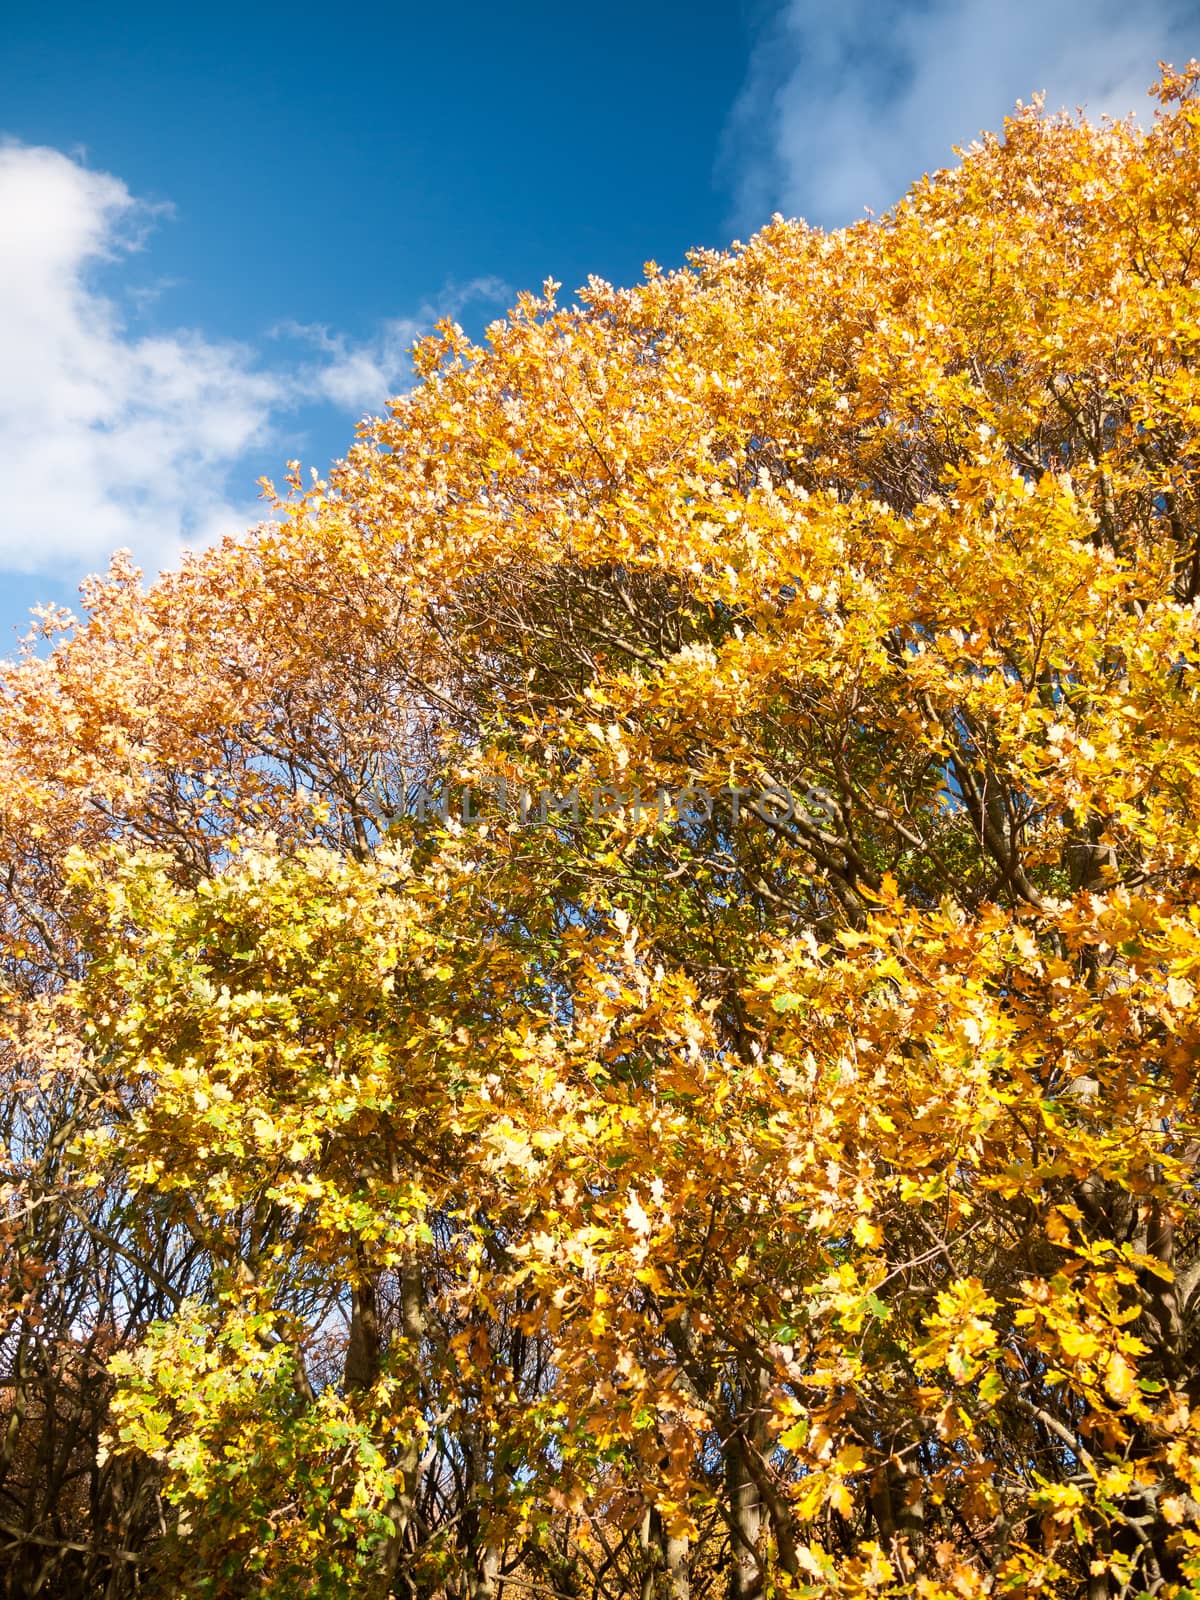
5,62,1200,1600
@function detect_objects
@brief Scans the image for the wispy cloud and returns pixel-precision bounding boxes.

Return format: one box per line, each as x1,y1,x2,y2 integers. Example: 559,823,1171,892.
0,143,509,578
277,278,509,414
723,0,1198,230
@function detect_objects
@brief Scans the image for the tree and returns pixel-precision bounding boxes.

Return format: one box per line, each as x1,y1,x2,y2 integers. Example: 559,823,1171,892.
3,61,1200,1599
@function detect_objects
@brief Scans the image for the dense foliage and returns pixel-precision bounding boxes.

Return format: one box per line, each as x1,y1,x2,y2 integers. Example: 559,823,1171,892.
4,65,1200,1599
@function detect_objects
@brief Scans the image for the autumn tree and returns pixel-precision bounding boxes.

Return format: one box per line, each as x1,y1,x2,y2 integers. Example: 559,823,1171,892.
4,62,1200,1600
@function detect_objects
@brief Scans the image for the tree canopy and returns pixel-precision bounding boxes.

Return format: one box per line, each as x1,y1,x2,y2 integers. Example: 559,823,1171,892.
4,64,1200,1600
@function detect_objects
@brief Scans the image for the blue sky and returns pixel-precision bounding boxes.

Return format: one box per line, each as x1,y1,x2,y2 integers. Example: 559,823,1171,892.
1,0,1197,649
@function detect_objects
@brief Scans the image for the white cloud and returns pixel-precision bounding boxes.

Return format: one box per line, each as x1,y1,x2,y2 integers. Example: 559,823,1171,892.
724,0,1198,229
0,143,510,579
0,143,284,576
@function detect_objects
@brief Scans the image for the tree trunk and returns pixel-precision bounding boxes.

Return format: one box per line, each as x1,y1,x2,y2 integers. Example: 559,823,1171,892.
665,1528,689,1600
374,1250,426,1595
726,1438,762,1600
